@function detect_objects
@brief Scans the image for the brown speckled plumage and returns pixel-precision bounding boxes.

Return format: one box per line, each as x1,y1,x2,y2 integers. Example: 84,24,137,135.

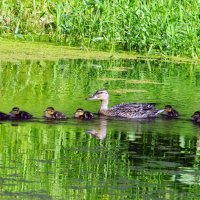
87,90,162,119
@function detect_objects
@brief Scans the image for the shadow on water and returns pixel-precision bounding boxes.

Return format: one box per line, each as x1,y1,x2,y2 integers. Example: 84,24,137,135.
0,59,200,199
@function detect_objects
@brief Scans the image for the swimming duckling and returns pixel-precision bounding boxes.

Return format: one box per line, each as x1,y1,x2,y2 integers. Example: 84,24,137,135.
0,112,10,120
161,105,179,118
74,108,94,120
87,89,163,119
191,111,200,123
10,107,32,119
44,107,68,119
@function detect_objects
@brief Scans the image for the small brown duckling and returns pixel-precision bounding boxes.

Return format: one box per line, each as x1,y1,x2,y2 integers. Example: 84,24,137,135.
44,107,68,119
161,105,179,118
74,108,94,120
191,111,200,123
0,112,10,120
10,107,33,119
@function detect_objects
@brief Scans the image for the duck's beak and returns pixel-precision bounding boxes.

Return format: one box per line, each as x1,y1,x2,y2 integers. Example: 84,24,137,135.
86,95,97,100
86,129,96,135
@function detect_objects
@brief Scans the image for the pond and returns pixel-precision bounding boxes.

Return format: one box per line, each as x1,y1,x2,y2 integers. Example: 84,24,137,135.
0,59,200,199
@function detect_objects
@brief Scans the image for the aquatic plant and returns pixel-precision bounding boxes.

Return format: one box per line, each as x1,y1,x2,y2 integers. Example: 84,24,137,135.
0,0,199,57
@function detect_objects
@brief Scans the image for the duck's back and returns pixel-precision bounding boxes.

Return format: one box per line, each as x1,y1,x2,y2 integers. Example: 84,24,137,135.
0,112,10,120
102,103,158,119
84,111,94,120
19,111,32,119
54,111,67,119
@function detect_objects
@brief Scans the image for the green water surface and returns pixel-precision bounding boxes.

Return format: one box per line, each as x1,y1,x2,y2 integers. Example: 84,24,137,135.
0,59,200,199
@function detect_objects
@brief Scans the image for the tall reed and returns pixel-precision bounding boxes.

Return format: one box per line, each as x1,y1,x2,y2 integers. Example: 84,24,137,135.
0,0,199,57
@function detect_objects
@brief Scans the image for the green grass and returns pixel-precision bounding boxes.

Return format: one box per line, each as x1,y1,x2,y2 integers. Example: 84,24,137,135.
0,0,199,57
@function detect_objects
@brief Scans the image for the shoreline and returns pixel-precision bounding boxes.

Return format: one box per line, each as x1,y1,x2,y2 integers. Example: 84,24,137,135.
0,39,199,64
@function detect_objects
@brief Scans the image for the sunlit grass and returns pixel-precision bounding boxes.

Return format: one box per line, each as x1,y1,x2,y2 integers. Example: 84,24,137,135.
0,0,199,57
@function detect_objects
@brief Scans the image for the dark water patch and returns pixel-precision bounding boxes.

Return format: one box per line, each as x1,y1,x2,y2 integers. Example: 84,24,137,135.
0,166,16,169
64,146,107,152
39,171,54,175
145,161,182,169
7,173,21,177
1,190,52,199
17,179,36,183
0,177,18,182
34,159,53,164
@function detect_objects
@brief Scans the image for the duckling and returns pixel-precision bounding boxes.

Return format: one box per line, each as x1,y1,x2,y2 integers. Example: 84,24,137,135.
74,108,94,120
0,112,10,120
161,105,179,118
10,107,32,119
191,111,200,123
87,89,163,119
44,107,68,119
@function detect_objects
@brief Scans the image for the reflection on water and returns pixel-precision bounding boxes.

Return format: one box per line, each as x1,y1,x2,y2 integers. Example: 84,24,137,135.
0,119,200,199
0,59,200,199
86,116,107,140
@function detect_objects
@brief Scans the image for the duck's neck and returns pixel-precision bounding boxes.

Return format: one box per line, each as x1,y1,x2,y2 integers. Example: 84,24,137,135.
99,99,109,112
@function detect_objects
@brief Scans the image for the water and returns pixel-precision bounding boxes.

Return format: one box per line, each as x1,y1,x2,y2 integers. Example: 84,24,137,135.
0,59,200,199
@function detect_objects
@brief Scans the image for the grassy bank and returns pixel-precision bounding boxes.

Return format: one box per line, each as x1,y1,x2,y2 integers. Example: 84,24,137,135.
0,39,199,64
0,1,199,57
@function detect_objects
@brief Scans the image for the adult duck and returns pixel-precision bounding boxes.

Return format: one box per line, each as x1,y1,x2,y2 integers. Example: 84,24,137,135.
87,89,163,119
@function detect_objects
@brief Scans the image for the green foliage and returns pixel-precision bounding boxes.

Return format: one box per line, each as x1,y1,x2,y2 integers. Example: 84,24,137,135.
0,0,199,57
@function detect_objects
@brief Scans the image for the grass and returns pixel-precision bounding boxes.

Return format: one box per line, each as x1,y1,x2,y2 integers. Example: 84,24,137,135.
0,0,199,58
60,0,200,57
0,39,200,64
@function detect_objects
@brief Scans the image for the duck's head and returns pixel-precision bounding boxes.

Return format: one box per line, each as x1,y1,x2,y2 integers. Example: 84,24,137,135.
87,90,109,101
164,105,172,113
45,107,55,115
74,108,84,118
10,107,20,114
191,111,200,118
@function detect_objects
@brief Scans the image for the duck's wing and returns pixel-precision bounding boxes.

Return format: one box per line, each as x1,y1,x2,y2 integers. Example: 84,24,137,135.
54,111,68,119
169,109,179,117
84,111,94,119
109,103,158,118
20,111,33,119
0,112,10,119
111,103,156,110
